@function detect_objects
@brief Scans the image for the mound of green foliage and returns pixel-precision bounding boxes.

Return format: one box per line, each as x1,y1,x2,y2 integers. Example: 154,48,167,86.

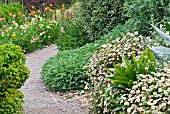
0,44,29,114
41,43,98,92
78,0,127,42
41,23,131,92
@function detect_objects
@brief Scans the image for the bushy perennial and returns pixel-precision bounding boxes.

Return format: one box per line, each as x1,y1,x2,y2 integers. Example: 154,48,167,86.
118,70,170,113
85,32,153,82
84,32,155,113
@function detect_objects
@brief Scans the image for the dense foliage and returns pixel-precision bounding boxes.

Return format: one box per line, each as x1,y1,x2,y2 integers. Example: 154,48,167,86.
41,24,131,92
78,0,127,42
41,43,98,92
117,70,170,113
84,32,157,113
0,2,25,23
0,44,29,114
124,0,170,35
0,17,58,53
0,89,24,114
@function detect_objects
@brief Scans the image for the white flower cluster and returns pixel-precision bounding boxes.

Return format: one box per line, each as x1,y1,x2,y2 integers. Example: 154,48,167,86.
118,71,170,114
84,32,156,113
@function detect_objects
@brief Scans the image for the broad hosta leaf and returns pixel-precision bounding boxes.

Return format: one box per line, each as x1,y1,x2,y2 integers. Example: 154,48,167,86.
151,46,170,61
150,24,170,46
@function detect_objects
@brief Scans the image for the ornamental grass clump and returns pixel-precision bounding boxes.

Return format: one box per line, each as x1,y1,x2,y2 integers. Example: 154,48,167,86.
117,70,170,113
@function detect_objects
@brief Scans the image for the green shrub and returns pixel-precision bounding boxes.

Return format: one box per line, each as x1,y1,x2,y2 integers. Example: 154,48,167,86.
54,19,87,51
78,0,127,42
41,43,98,92
41,23,131,92
0,44,29,91
84,32,156,113
0,89,24,114
124,0,170,35
0,44,29,114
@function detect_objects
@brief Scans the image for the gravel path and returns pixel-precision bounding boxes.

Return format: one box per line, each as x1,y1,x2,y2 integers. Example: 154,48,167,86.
21,45,88,114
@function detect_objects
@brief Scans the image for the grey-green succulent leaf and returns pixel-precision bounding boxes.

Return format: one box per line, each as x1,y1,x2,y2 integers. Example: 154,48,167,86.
151,46,170,61
150,24,170,46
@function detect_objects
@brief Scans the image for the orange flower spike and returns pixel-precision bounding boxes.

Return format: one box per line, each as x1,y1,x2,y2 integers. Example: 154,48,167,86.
61,4,64,8
31,6,35,9
9,13,12,17
37,10,41,14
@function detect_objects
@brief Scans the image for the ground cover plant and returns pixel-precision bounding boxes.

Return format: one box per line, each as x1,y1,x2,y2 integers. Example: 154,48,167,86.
0,44,29,114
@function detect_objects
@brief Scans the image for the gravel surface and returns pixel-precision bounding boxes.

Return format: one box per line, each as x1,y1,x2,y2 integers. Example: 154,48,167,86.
21,45,88,114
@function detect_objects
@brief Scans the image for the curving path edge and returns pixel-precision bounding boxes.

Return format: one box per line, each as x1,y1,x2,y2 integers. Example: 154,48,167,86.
21,45,87,114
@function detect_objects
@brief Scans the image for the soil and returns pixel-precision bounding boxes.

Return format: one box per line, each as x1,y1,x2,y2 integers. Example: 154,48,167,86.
21,45,88,114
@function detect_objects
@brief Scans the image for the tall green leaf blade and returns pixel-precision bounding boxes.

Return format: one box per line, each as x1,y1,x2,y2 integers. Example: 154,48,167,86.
113,65,126,76
108,75,130,82
122,56,129,65
111,80,128,85
144,48,156,71
125,64,136,81
138,54,148,68
135,61,147,74
150,24,170,46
